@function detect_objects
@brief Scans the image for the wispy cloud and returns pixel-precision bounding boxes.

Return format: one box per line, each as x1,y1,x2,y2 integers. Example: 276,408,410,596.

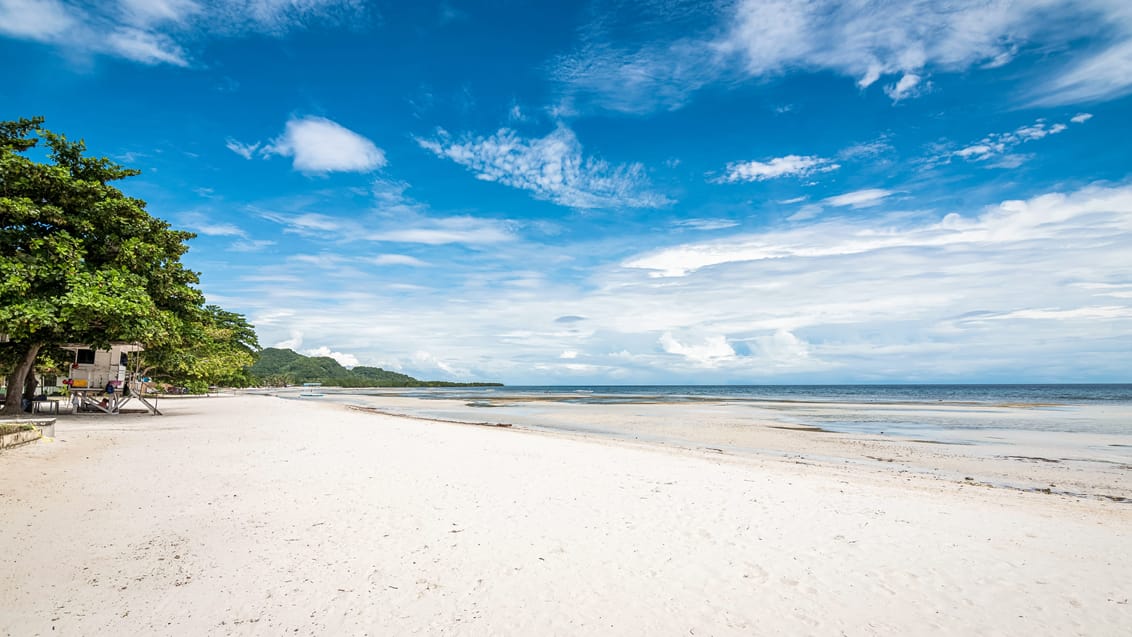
0,0,365,66
180,211,246,237
939,116,1085,166
263,116,386,174
228,239,275,253
624,183,1132,277
417,124,671,209
1030,39,1132,106
225,138,260,160
716,154,839,184
552,1,1132,113
823,188,893,208
369,254,429,267
366,216,514,245
673,218,740,231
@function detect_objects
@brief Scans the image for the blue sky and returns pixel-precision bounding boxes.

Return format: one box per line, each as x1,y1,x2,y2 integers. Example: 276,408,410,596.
3,0,1131,384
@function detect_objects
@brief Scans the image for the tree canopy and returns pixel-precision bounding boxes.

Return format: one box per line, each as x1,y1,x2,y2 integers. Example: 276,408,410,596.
0,117,257,413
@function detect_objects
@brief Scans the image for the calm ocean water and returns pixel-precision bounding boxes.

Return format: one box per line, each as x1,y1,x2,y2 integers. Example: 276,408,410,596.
320,384,1132,438
394,384,1132,405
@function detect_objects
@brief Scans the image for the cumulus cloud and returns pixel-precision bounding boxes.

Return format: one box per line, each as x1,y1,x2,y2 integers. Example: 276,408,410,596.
264,116,386,174
716,155,839,183
659,333,736,367
303,346,359,368
417,124,671,209
273,330,303,350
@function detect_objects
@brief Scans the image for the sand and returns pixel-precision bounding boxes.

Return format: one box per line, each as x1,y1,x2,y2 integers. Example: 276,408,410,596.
1,394,1129,635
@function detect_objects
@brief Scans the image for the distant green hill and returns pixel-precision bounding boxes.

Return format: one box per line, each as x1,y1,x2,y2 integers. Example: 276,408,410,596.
248,348,501,387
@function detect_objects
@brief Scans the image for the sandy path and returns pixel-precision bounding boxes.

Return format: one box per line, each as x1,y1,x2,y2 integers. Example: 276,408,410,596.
1,395,1129,635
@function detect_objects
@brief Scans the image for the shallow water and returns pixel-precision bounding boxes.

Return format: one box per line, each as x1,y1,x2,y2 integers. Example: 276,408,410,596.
298,384,1132,437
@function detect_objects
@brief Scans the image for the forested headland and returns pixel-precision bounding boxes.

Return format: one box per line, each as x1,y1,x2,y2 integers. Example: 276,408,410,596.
249,348,502,387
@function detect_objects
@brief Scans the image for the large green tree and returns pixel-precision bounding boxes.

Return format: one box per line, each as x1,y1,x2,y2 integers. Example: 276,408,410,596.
0,117,213,414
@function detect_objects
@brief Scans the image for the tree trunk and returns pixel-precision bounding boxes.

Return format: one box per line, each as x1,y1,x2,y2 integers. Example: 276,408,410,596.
23,373,39,400
2,343,42,416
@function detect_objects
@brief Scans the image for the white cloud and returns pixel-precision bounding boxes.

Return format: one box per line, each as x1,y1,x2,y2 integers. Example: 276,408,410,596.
0,0,364,66
717,155,839,183
303,346,359,368
972,306,1132,321
1032,39,1132,106
417,124,671,209
230,183,1132,384
412,351,462,377
673,218,739,231
883,73,923,101
256,210,357,237
264,116,386,174
659,333,736,367
720,0,1032,88
225,138,260,160
180,211,246,236
103,26,187,65
367,216,514,245
370,254,428,267
943,117,1077,165
273,331,303,350
1071,112,1095,124
118,0,201,27
786,204,823,222
823,188,893,208
752,330,814,368
553,1,1132,113
228,239,275,252
625,183,1132,277
837,138,893,160
553,37,723,114
559,350,578,359
0,0,75,41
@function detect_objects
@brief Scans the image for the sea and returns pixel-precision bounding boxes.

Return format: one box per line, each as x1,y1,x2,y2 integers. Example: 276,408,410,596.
300,384,1132,439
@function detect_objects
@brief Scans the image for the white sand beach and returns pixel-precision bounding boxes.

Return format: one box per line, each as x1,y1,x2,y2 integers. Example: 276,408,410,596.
1,394,1129,635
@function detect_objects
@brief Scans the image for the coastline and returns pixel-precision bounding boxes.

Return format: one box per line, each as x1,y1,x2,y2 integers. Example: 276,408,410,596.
2,394,1129,635
283,388,1132,502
